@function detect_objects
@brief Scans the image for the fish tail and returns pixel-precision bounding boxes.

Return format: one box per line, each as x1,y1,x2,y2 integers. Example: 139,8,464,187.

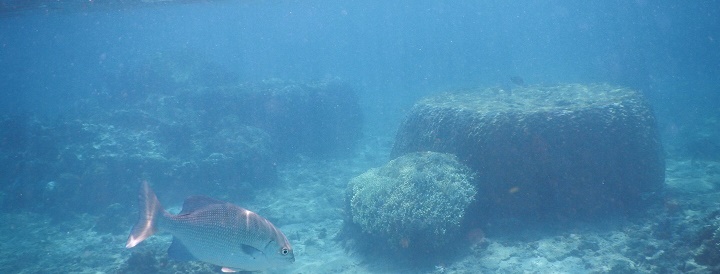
125,180,166,248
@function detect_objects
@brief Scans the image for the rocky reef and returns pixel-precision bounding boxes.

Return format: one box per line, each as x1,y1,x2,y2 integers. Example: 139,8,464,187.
694,210,720,271
345,151,476,255
106,53,363,157
0,55,363,221
392,83,665,220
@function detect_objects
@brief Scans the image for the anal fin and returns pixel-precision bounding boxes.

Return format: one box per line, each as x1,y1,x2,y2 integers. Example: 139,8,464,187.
167,237,197,261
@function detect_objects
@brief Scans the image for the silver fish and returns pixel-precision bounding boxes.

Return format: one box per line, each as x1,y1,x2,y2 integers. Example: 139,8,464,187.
126,181,294,272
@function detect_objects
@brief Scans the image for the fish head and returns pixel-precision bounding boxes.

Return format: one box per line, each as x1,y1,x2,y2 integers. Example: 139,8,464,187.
223,205,296,270
261,233,295,265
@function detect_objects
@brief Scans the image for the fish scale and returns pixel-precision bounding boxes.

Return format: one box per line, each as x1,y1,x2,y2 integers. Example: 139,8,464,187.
126,181,294,272
165,205,277,263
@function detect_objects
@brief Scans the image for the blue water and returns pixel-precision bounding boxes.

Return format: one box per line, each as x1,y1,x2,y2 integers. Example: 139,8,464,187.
1,1,719,273
3,1,717,126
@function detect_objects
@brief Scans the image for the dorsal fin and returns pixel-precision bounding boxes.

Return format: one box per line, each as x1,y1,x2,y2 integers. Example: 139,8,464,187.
179,195,226,214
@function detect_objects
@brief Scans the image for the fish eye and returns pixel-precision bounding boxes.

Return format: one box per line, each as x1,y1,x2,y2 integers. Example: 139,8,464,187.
280,247,289,255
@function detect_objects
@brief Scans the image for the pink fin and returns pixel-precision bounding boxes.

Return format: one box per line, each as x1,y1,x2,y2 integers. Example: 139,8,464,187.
221,267,238,273
126,181,164,248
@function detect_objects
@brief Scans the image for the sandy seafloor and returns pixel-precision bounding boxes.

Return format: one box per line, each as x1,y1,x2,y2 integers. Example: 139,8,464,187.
1,134,718,274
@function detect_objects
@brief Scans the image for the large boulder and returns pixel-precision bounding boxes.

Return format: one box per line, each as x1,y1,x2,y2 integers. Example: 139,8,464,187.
392,83,665,219
345,151,476,253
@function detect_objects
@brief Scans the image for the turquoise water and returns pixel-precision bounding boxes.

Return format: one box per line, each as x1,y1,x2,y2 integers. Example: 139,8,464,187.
1,1,719,273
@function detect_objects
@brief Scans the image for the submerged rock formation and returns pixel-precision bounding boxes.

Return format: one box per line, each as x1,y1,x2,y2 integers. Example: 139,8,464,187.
345,151,476,253
0,76,363,220
392,83,665,219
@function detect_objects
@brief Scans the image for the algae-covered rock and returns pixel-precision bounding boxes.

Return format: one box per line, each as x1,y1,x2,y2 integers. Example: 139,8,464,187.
392,83,665,219
695,212,720,271
346,151,476,252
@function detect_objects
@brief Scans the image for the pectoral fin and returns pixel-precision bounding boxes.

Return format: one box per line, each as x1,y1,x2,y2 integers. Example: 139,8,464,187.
221,267,238,272
241,244,263,259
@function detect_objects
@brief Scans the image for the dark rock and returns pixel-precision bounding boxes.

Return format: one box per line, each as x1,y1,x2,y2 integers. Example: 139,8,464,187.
392,83,665,220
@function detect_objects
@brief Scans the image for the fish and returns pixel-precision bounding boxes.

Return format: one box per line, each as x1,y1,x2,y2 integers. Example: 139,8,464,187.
125,181,294,272
510,76,525,86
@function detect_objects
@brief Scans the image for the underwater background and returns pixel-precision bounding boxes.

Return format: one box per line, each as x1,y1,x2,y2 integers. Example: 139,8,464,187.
1,0,719,273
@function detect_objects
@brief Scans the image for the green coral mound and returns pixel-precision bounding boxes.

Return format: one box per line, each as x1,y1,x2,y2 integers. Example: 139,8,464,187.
346,151,476,251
